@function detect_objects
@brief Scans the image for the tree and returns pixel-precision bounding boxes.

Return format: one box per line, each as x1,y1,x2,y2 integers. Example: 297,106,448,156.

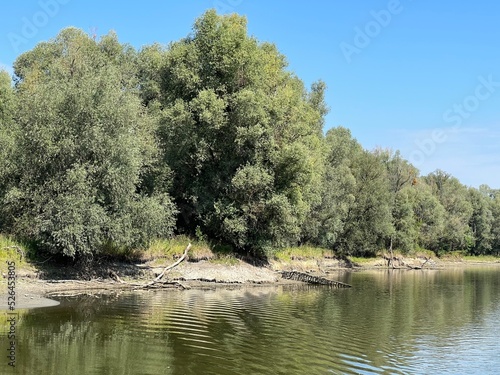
2,15,497,260
4,28,176,257
314,128,392,256
0,70,16,231
391,187,418,252
376,149,418,194
424,170,473,252
405,181,445,252
137,43,168,106
491,195,500,254
478,185,500,255
305,127,356,249
0,70,13,121
340,149,393,256
150,10,326,255
467,188,493,255
376,149,420,253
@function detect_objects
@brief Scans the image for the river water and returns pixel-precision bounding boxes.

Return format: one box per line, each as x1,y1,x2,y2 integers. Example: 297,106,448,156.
2,267,500,374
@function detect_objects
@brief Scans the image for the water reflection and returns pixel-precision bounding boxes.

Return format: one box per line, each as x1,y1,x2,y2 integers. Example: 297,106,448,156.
1,267,499,374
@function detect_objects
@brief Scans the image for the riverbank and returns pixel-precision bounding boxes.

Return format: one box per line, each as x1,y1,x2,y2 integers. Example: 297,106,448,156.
2,249,500,305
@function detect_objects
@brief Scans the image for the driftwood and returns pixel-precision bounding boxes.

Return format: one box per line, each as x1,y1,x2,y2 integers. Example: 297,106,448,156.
109,243,191,290
151,243,191,283
406,257,431,270
383,254,403,268
388,237,395,269
420,257,430,268
280,271,351,288
382,254,432,270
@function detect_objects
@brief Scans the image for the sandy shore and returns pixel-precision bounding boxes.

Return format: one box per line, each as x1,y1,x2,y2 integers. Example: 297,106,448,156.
0,258,285,307
0,294,60,310
1,255,499,308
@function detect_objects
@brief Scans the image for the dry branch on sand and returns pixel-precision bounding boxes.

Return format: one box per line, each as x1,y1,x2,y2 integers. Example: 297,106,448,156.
108,243,192,290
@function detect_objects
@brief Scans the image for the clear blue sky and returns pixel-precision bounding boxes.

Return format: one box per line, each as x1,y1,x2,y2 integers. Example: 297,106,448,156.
1,0,499,188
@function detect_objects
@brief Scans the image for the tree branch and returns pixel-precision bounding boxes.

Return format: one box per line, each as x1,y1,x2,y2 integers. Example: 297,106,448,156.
108,243,192,289
149,243,191,284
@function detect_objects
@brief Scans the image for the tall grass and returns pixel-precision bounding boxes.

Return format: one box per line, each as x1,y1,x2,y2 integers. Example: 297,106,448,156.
141,236,241,265
0,234,32,273
141,235,214,263
461,255,500,262
273,245,330,262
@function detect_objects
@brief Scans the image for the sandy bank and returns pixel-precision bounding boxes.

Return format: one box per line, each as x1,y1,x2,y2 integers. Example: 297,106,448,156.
1,255,499,304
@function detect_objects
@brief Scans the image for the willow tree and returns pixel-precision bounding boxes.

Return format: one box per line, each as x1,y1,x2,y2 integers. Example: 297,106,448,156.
490,192,500,254
148,10,326,254
373,149,420,252
307,127,393,256
338,149,393,256
424,170,473,252
468,187,494,255
5,28,176,257
305,127,356,249
0,70,16,231
0,70,13,129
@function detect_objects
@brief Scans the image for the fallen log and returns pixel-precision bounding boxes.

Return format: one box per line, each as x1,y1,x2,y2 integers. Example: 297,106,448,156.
109,243,191,289
151,243,191,283
406,257,431,270
280,271,351,288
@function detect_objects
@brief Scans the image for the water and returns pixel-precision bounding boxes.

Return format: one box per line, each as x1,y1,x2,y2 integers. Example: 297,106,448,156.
2,267,500,374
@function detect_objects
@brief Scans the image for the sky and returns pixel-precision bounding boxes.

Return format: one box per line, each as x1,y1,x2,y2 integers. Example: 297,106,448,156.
1,0,499,188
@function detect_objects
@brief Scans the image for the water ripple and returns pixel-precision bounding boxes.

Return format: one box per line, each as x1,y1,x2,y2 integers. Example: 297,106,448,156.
15,269,500,375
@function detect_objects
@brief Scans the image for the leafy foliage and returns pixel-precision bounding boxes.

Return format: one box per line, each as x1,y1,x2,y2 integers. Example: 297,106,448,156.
0,11,498,259
3,28,176,257
0,70,17,231
148,10,325,255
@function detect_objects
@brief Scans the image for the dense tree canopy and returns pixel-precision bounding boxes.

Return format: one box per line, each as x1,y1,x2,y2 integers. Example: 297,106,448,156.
145,10,326,254
0,10,498,258
0,70,17,230
2,28,176,257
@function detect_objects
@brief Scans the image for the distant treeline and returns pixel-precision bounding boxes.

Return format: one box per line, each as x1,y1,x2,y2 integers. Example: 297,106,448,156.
0,10,499,258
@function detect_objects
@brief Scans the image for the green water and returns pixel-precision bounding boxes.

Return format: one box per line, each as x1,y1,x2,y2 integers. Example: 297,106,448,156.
2,267,500,374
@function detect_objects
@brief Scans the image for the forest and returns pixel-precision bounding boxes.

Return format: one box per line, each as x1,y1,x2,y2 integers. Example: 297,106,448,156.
0,10,499,260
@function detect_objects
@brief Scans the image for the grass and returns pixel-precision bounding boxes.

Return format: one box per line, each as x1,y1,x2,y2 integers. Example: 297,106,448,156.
376,248,437,261
457,254,499,263
1,233,237,271
0,234,33,274
208,254,239,266
407,248,437,259
138,235,214,264
273,245,330,262
2,231,499,276
439,250,464,261
348,256,379,264
142,236,242,266
439,250,499,262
